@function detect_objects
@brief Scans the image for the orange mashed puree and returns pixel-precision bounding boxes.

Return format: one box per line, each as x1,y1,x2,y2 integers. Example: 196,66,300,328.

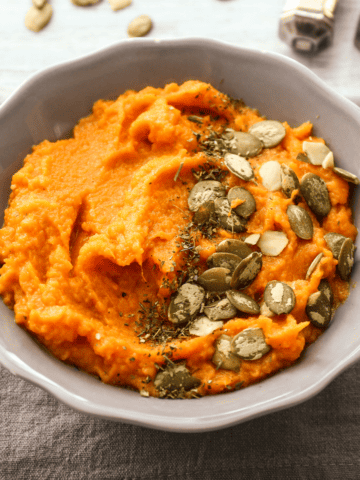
0,81,356,398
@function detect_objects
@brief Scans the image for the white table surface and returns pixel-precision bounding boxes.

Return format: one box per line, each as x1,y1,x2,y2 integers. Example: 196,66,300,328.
1,0,360,107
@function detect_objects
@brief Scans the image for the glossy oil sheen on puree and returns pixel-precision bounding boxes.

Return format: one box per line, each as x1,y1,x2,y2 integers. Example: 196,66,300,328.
0,81,357,398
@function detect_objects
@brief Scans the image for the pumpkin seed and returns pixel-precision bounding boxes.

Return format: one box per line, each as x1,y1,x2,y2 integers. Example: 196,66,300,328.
300,173,331,217
71,0,99,5
230,252,262,290
32,0,47,8
204,298,238,321
296,152,310,163
264,281,296,315
226,290,260,314
231,131,263,158
25,3,53,32
322,152,334,169
216,239,252,259
248,120,286,148
214,197,247,233
193,200,215,225
259,161,282,191
168,283,205,324
127,14,153,38
231,327,271,360
324,232,346,259
227,186,256,219
244,233,261,245
108,0,132,11
337,237,355,281
305,253,323,280
333,167,360,185
224,153,254,181
188,316,224,336
207,252,242,273
281,164,300,198
257,231,289,256
318,278,334,305
212,335,241,372
154,363,200,391
188,180,226,212
197,267,232,293
306,291,331,328
302,141,331,166
287,205,313,240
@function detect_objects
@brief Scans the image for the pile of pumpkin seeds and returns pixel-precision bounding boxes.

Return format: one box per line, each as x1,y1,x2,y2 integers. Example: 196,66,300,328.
25,0,152,37
153,117,358,396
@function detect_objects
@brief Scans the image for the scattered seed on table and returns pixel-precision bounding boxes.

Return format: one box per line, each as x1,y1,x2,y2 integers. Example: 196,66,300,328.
127,14,153,38
25,3,53,32
108,0,132,11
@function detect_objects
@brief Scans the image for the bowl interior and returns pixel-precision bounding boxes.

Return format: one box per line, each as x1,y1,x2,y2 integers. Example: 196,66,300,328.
0,39,360,432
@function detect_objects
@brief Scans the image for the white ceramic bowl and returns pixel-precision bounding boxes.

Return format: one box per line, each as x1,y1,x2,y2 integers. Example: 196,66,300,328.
0,38,359,433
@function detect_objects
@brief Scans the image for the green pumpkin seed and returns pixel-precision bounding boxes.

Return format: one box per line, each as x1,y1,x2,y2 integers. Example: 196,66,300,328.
300,173,331,217
318,279,334,305
216,239,252,259
333,167,360,185
188,316,224,336
168,283,205,324
154,363,200,391
257,231,289,256
127,14,153,38
188,180,226,212
231,327,271,360
231,131,263,158
324,232,346,259
224,153,254,181
227,186,256,219
204,298,238,321
296,152,310,163
207,252,242,273
259,161,282,191
248,120,286,148
25,3,53,32
193,200,215,225
108,0,132,11
197,267,232,293
214,197,247,233
281,164,300,198
305,253,323,280
287,205,313,240
226,290,260,314
337,237,355,281
264,281,296,315
306,291,331,328
230,252,262,290
302,141,331,166
212,335,241,372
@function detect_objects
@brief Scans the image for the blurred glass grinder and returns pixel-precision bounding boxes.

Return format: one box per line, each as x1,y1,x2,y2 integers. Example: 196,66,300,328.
279,0,338,54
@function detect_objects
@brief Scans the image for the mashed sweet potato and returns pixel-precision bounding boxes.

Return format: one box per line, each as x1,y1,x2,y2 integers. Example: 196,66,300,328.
0,81,357,398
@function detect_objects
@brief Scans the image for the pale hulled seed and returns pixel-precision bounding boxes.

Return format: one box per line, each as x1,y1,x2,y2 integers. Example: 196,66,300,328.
214,197,247,233
226,290,260,315
108,0,132,11
231,131,263,158
302,141,331,166
216,239,252,259
337,237,355,281
248,120,286,148
212,335,242,372
264,280,296,315
257,231,289,256
25,3,53,32
231,327,271,360
197,267,232,293
322,152,334,169
224,153,254,181
281,163,300,198
300,173,331,217
286,205,313,240
127,14,153,38
230,252,262,290
244,233,261,245
324,232,346,259
154,364,200,391
168,283,205,324
71,0,100,5
259,161,282,191
207,252,242,273
32,0,47,8
333,167,360,185
305,253,324,280
188,316,224,336
188,180,226,212
227,186,256,219
305,291,332,328
203,298,238,321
